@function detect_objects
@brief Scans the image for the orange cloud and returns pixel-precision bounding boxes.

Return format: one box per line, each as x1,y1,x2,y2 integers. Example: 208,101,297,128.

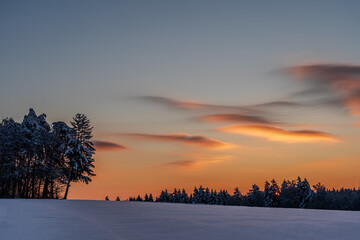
343,92,360,115
93,140,127,151
202,114,274,124
165,160,199,167
353,121,360,127
123,133,232,149
161,153,234,168
219,124,338,143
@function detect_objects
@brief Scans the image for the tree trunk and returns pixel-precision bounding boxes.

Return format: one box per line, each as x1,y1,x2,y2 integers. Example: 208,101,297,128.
63,168,72,200
42,178,49,198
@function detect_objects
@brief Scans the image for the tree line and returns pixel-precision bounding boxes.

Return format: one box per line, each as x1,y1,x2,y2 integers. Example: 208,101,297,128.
0,109,95,199
127,177,360,211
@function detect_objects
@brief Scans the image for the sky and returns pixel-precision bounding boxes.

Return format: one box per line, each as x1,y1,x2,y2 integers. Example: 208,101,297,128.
1,0,360,200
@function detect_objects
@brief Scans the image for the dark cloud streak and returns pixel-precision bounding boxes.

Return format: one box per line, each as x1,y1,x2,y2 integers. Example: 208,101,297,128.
93,140,127,151
121,133,231,149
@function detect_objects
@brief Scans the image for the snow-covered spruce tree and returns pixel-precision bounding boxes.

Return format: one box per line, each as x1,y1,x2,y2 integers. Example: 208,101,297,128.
0,118,24,198
296,177,313,208
63,114,96,200
208,189,216,204
264,181,271,207
156,189,170,202
198,186,206,204
218,189,231,205
279,179,297,208
246,184,264,207
144,193,149,201
232,187,243,205
180,189,188,203
192,187,199,204
21,109,52,198
205,187,213,204
171,188,181,203
264,179,280,207
148,193,154,202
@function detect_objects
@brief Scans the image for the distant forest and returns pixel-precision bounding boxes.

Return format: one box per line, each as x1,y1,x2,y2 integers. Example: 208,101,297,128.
126,178,360,211
0,109,95,199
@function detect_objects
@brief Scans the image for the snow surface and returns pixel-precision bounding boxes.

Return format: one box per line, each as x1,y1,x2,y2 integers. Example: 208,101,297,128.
1,200,360,240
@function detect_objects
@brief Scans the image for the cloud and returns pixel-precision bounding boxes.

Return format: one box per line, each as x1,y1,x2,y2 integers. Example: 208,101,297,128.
141,96,303,112
288,63,360,91
122,133,232,149
353,121,360,127
93,140,127,151
250,101,305,108
161,153,234,168
287,63,360,115
219,124,338,143
343,90,360,115
140,96,254,112
202,113,276,124
164,160,199,167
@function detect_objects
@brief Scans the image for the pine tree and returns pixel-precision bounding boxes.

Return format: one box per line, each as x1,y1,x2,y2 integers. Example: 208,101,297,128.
63,113,96,199
279,179,297,208
157,189,170,202
264,180,280,207
192,187,199,204
116,196,120,201
105,196,109,201
148,193,154,202
247,184,264,207
232,187,243,205
297,177,313,208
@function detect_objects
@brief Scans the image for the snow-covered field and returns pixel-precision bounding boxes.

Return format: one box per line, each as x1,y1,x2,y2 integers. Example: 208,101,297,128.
1,200,360,240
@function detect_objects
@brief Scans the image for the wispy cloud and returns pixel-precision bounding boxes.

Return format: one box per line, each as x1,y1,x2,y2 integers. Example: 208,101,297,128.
219,124,338,143
287,63,360,115
202,113,276,124
288,63,360,91
250,101,305,108
161,153,234,168
93,140,127,151
141,95,302,112
122,133,232,149
163,160,200,168
140,96,253,112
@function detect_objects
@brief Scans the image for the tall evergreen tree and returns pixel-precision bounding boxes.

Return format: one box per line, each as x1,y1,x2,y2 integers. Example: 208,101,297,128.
264,179,280,207
297,177,313,208
148,193,154,202
247,184,264,207
63,114,95,199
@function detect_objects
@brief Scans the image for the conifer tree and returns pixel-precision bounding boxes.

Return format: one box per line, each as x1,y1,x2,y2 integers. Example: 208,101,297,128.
148,193,154,202
247,184,264,207
63,113,95,199
265,180,280,207
297,177,313,208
